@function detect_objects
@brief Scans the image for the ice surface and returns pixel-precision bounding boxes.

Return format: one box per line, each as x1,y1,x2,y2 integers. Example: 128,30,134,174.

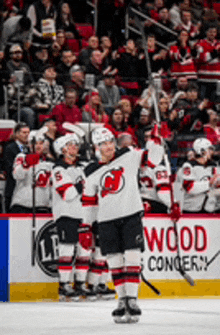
0,298,220,335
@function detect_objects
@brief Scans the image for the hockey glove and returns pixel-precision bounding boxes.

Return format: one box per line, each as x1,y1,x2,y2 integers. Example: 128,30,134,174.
78,224,93,250
23,153,40,168
170,202,181,223
74,181,84,195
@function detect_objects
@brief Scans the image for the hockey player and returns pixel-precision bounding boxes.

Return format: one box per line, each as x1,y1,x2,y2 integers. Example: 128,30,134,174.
10,128,53,213
139,135,172,213
52,133,88,301
180,138,220,213
82,127,165,323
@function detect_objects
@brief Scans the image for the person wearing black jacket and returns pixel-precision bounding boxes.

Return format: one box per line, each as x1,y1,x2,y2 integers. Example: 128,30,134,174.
3,123,30,213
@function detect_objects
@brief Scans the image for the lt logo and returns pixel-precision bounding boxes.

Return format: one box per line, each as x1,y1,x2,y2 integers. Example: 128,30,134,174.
101,167,125,198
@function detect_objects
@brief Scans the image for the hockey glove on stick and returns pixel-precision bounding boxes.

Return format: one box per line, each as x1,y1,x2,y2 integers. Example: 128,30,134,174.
23,153,40,168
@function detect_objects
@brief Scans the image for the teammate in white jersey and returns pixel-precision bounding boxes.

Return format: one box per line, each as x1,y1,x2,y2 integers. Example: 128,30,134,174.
10,128,54,213
82,127,165,323
52,133,88,301
180,138,220,213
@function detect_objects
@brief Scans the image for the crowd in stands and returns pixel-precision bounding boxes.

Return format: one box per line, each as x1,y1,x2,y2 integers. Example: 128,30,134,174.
1,0,220,214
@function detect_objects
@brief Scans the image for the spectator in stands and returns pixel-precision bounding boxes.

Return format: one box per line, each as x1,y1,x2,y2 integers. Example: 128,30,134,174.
35,63,65,113
30,44,50,82
134,107,154,148
27,0,57,44
0,53,10,118
1,15,32,55
50,29,68,65
97,73,121,115
148,0,165,22
105,106,136,141
169,0,182,29
203,109,220,151
78,35,99,68
51,87,82,135
6,44,35,128
56,48,77,85
118,98,133,124
3,122,30,213
85,49,109,87
174,83,209,134
100,36,114,68
82,91,109,123
56,1,82,45
153,7,177,46
175,7,200,41
117,132,134,149
68,64,87,108
169,30,197,85
40,115,57,160
196,25,220,102
114,39,142,95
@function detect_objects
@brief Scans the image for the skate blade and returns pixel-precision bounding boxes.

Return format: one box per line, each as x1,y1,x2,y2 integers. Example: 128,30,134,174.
126,315,139,323
99,294,116,300
113,313,139,324
59,295,80,302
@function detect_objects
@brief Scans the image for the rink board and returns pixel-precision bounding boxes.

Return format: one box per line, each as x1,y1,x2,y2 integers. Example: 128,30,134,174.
0,214,220,302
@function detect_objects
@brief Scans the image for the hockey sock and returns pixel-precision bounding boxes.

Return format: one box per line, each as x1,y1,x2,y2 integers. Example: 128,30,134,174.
58,243,75,283
124,249,141,297
107,253,126,299
75,242,91,282
87,247,108,287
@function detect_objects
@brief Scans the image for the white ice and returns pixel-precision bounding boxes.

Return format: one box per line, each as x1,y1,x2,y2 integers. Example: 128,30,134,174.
0,298,220,335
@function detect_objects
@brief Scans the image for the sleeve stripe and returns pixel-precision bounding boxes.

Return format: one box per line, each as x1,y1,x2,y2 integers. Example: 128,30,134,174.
56,183,73,199
82,194,98,206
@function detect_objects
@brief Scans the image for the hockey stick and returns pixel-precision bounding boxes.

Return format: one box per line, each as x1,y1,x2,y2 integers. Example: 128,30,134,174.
141,270,161,296
134,16,195,286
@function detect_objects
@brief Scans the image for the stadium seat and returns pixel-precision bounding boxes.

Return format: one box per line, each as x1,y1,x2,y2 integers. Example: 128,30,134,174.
75,24,95,41
0,120,16,142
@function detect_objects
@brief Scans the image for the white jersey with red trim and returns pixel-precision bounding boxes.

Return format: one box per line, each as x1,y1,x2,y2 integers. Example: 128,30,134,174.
82,145,164,223
139,164,171,209
180,159,217,212
11,153,54,208
51,159,85,221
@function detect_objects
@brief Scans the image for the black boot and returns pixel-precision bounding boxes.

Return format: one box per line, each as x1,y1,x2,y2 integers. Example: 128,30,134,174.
126,297,142,316
59,283,79,301
75,281,97,300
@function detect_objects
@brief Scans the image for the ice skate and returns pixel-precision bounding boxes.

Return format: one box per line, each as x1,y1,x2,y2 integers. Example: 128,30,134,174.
125,297,141,323
112,298,129,323
75,282,97,301
59,283,80,302
96,284,116,300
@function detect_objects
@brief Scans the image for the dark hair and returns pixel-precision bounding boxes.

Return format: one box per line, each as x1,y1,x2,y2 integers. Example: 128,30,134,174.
14,122,29,133
187,83,199,92
19,17,31,31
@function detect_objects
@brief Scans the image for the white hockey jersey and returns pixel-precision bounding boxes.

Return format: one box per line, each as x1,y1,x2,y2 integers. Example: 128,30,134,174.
11,153,54,208
180,159,217,212
139,164,171,210
51,159,85,221
82,146,164,223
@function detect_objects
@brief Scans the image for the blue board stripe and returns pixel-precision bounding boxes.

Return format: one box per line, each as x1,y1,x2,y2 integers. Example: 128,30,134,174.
0,219,9,302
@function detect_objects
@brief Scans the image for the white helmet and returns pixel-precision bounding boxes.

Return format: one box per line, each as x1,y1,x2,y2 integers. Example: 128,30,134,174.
53,133,80,156
28,126,48,143
193,138,213,156
92,127,114,146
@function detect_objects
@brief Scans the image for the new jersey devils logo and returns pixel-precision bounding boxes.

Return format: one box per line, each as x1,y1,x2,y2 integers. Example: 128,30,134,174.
101,167,125,198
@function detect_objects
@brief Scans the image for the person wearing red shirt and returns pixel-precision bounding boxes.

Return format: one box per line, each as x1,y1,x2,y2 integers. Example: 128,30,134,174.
82,91,109,123
203,109,220,148
51,88,82,135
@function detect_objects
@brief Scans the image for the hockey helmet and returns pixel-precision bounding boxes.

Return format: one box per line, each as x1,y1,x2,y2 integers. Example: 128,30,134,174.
193,138,213,156
53,133,80,156
92,127,115,146
28,126,48,143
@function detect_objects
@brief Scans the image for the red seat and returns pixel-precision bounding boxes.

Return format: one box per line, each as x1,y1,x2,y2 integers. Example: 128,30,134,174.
0,120,16,142
75,24,95,41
